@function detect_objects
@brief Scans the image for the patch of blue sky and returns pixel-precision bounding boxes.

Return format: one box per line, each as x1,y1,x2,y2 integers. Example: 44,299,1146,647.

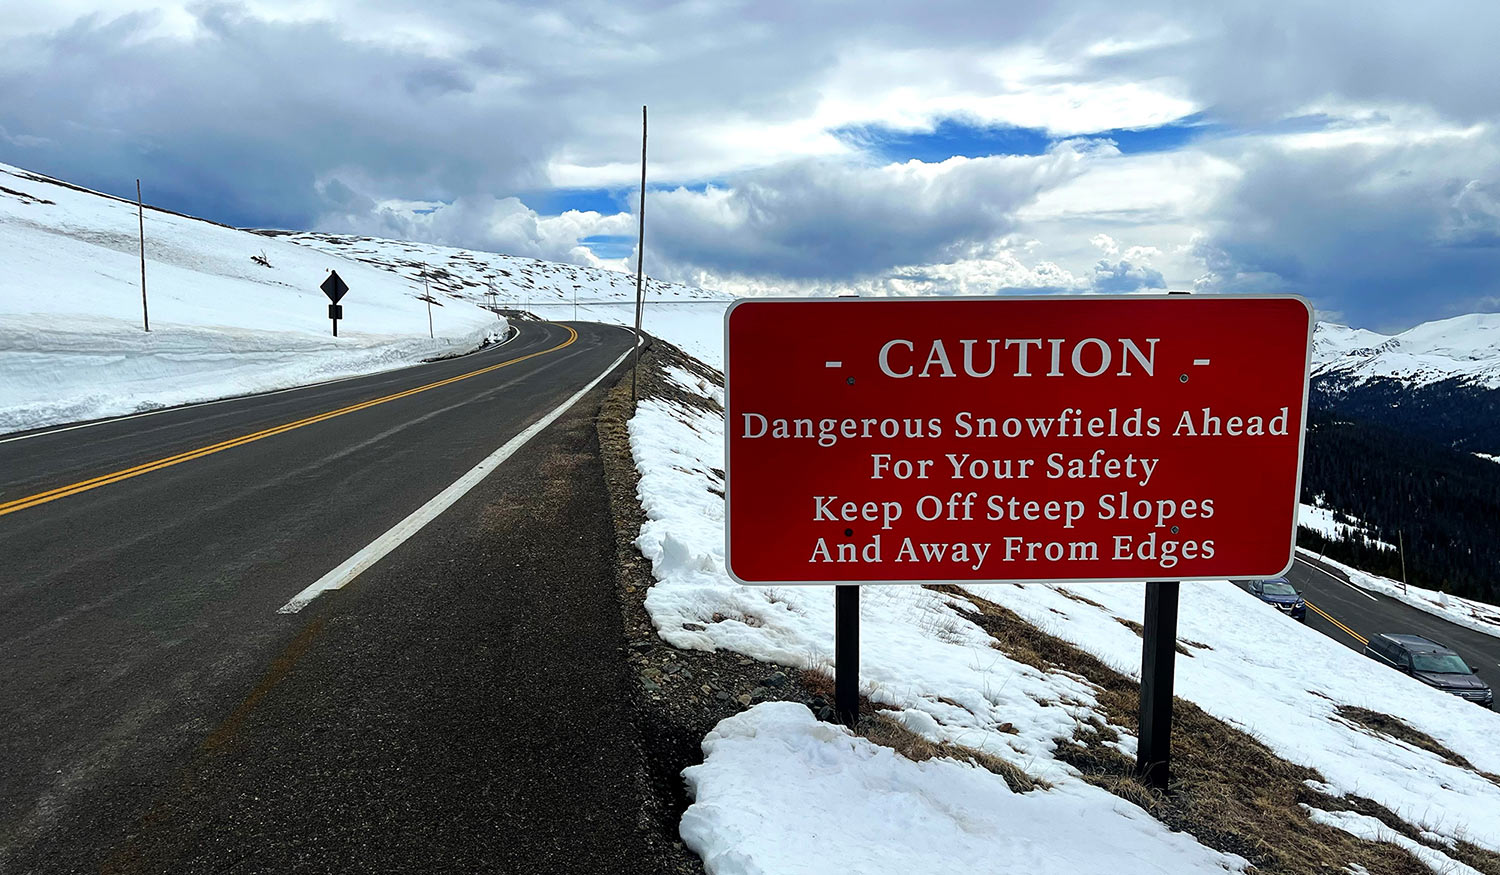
836,113,1248,163
836,119,1052,160
660,180,728,193
527,180,727,217
579,234,635,259
1098,114,1227,152
526,187,625,216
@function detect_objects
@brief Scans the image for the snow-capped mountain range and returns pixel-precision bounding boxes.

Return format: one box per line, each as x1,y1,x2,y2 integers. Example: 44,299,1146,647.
1313,314,1500,390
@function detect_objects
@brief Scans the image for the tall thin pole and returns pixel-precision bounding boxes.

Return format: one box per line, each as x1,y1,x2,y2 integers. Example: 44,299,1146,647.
423,264,434,339
1398,531,1408,593
137,179,149,332
632,105,647,402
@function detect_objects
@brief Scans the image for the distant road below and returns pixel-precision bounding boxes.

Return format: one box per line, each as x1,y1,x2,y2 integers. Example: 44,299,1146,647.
1277,556,1500,691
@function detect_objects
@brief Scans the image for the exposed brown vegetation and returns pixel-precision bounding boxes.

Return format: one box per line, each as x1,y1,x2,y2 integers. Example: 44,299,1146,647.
1336,705,1499,782
932,584,1498,875
1114,616,1193,656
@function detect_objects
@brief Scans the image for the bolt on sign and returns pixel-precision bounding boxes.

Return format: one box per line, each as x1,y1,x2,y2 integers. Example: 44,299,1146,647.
724,296,1314,585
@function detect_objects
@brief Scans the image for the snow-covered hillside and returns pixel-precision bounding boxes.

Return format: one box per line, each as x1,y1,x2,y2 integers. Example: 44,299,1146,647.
625,316,1500,874
0,161,728,433
271,231,733,368
1313,314,1500,389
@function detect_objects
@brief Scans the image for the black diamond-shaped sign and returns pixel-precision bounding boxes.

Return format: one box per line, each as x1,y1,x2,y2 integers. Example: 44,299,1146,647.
320,270,349,303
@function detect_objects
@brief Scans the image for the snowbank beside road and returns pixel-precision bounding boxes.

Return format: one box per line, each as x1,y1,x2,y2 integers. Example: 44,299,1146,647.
0,162,506,432
629,379,1250,872
0,315,505,432
681,702,1245,875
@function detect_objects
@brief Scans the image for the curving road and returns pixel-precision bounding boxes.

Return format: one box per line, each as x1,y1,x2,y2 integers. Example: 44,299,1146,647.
0,319,655,872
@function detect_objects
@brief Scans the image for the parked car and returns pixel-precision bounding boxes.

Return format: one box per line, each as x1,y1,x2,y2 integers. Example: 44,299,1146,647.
1247,577,1306,620
1364,633,1494,708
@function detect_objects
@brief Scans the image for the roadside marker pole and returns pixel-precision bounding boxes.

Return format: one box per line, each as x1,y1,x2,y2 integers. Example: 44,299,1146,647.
631,104,647,403
423,265,434,339
137,179,149,332
1398,531,1408,594
835,586,860,726
1136,580,1179,790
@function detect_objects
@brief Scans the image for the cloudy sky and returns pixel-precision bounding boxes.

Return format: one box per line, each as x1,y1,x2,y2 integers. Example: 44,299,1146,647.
4,1,1498,330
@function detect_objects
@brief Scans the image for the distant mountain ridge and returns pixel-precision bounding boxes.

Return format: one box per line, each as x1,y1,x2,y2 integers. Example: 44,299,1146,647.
255,230,733,308
1299,312,1500,600
1313,313,1500,390
1308,313,1500,458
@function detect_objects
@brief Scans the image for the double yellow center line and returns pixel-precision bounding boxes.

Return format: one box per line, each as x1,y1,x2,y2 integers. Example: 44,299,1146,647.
0,326,577,519
1305,599,1369,645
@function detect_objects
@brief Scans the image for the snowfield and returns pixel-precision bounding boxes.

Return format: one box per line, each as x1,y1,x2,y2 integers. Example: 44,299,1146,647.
681,702,1244,875
0,163,507,432
1,313,506,431
272,232,732,369
1297,501,1395,550
627,308,1500,874
0,161,728,433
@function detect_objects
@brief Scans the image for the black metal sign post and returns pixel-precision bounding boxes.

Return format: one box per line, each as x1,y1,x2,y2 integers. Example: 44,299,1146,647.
1136,580,1180,790
1133,287,1194,790
836,585,859,726
321,270,349,336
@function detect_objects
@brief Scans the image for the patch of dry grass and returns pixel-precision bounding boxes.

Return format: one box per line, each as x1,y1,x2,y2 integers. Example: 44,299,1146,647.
1336,705,1499,780
794,665,1052,793
1113,616,1193,656
929,584,1495,875
859,712,1051,794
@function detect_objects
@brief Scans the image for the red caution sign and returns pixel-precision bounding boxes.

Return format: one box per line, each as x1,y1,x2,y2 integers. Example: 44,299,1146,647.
724,296,1313,585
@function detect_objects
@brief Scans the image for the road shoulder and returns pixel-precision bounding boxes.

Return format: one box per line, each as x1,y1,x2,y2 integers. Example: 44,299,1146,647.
85,355,686,874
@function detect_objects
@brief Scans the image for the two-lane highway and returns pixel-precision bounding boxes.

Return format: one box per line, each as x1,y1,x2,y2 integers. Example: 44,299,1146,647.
1270,556,1500,690
0,319,637,870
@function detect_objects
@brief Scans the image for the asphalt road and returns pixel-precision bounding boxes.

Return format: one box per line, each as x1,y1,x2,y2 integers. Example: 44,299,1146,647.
1263,556,1500,689
0,319,656,872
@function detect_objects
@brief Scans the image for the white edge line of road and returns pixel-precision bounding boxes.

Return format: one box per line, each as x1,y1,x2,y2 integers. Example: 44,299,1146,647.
0,325,520,447
276,336,636,615
1294,555,1379,601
